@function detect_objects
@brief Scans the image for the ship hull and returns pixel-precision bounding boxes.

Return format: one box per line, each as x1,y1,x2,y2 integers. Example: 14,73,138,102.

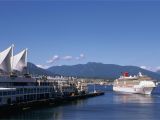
113,86,154,95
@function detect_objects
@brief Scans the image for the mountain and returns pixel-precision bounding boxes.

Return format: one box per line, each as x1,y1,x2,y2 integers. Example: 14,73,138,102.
47,62,160,80
156,70,160,74
27,62,54,76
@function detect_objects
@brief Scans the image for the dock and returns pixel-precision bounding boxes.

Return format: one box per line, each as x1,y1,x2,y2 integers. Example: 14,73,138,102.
0,91,104,115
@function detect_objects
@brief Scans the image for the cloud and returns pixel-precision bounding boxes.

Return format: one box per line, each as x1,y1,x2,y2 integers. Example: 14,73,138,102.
46,53,85,65
62,56,73,60
140,65,159,72
155,66,160,71
36,64,50,69
80,53,85,58
140,66,154,71
156,67,160,70
140,66,148,69
46,55,60,64
76,53,85,60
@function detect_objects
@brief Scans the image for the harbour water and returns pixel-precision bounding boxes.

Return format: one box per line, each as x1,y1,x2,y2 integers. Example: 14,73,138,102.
2,85,160,120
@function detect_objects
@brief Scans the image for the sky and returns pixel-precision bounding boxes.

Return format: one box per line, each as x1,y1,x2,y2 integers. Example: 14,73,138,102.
0,0,160,70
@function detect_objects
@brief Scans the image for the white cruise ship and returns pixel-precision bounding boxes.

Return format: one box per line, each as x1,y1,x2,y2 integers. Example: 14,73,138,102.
113,72,156,95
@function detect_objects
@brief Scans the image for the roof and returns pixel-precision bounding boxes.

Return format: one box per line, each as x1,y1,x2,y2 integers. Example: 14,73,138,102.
0,88,16,91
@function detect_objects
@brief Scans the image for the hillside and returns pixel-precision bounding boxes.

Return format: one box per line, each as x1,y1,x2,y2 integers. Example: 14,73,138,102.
27,62,54,76
47,62,160,80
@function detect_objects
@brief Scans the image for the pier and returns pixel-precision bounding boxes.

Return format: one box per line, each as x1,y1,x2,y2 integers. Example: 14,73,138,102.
0,91,104,115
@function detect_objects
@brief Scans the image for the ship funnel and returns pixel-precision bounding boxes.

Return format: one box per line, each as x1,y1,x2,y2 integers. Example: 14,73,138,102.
123,72,129,77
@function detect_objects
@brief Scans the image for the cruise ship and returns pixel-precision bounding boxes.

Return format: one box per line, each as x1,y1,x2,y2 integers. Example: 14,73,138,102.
0,45,80,108
113,72,156,95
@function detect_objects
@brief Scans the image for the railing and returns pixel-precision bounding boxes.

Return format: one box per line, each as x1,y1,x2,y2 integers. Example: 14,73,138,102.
0,87,55,97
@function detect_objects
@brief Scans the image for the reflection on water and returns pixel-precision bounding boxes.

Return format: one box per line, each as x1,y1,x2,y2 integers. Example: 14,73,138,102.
2,87,160,120
3,99,89,120
113,93,154,104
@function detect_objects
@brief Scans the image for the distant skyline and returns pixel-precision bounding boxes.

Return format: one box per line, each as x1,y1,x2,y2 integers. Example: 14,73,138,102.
0,0,160,70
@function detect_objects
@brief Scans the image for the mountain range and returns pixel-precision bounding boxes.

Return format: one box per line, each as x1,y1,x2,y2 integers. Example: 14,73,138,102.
27,62,160,80
156,70,160,74
27,62,54,76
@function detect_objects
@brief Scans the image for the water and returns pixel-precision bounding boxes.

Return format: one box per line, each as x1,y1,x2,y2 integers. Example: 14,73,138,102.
2,86,160,120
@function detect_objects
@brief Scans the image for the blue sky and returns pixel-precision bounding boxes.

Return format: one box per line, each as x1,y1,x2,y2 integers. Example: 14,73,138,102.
0,0,160,70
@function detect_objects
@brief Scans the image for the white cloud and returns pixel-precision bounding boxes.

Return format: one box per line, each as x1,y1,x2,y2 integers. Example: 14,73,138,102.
46,53,86,65
76,53,85,60
46,55,60,64
36,64,50,69
80,53,85,58
62,56,73,60
140,66,148,69
140,65,153,71
46,60,53,64
155,66,160,71
36,53,85,69
140,65,159,72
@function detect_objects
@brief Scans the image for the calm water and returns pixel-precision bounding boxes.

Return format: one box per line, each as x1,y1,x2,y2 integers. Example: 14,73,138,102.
2,86,160,120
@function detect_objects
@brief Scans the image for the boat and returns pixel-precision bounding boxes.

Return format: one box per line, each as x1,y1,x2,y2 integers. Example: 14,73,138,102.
113,72,156,95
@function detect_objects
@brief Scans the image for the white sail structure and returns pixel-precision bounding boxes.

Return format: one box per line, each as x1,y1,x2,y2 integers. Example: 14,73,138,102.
11,49,27,72
0,45,13,73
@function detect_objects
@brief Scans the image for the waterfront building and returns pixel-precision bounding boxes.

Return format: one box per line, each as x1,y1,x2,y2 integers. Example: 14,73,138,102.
0,46,79,107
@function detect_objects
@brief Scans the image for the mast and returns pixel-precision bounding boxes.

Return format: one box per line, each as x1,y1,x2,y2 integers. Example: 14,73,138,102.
25,48,28,74
11,44,14,74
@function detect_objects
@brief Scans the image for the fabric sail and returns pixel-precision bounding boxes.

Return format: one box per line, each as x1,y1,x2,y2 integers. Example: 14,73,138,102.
11,49,27,72
0,45,13,73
